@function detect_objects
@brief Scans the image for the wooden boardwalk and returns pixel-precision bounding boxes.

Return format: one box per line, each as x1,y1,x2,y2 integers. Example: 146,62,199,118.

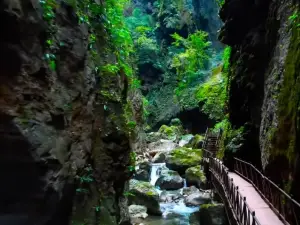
228,172,283,225
203,128,300,225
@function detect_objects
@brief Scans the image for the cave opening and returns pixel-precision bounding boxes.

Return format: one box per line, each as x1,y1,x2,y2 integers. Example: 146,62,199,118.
176,108,216,134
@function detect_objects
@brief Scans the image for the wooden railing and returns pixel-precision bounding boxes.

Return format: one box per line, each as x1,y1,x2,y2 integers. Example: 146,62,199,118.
234,157,300,225
209,157,261,225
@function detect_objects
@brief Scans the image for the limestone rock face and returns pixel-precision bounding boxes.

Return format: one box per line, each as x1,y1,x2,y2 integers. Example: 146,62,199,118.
0,0,133,224
219,0,300,201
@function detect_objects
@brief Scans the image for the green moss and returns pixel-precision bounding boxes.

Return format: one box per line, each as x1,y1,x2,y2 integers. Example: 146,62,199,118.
168,147,202,166
158,124,183,139
146,191,156,196
186,134,204,148
270,12,300,164
185,166,206,182
201,203,217,209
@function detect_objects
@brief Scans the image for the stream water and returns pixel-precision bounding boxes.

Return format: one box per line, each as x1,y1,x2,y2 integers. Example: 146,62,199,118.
143,163,200,225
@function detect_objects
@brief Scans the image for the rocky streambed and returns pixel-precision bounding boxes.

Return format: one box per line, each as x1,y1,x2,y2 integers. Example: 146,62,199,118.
128,123,228,225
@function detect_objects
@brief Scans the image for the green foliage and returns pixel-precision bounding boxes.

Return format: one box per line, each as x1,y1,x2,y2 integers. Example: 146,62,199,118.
142,97,150,119
135,26,151,35
75,165,94,194
222,46,231,72
289,11,300,28
129,78,141,89
100,64,120,75
127,121,137,129
171,31,211,97
195,47,231,120
196,66,225,120
128,151,136,172
123,191,135,197
214,118,245,158
40,0,58,71
125,7,154,35
40,0,57,21
216,0,225,7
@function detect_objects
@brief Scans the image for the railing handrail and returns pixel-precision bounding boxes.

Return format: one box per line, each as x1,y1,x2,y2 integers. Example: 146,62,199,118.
233,157,300,225
234,157,300,207
209,157,261,225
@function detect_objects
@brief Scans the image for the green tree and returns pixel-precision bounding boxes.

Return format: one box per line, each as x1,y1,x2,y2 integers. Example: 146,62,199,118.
171,31,211,97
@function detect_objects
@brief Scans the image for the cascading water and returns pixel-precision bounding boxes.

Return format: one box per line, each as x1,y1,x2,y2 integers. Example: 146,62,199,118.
145,163,200,225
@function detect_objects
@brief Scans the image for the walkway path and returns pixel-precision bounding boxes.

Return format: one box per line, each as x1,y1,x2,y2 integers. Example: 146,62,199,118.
228,172,283,225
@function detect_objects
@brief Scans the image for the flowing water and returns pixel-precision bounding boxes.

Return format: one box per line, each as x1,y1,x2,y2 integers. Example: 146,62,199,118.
143,163,200,225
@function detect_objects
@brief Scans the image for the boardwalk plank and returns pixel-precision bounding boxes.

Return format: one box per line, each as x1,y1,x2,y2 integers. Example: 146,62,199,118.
228,172,284,225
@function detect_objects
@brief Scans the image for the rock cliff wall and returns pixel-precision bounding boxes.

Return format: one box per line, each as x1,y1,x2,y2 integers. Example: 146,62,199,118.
220,0,300,200
0,0,135,224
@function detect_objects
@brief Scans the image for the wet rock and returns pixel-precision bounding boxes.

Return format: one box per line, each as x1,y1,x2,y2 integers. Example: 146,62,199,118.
148,139,179,156
170,118,182,126
189,211,201,225
182,186,200,196
158,124,184,141
179,134,194,147
163,211,185,219
184,191,211,206
159,189,183,203
186,135,204,149
166,147,202,175
152,152,166,163
135,169,150,181
134,161,151,181
155,170,184,190
129,180,162,215
185,166,207,189
199,204,226,225
129,205,148,220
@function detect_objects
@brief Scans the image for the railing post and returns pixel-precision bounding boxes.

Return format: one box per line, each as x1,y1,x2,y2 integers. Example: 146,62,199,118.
251,211,256,225
243,197,247,225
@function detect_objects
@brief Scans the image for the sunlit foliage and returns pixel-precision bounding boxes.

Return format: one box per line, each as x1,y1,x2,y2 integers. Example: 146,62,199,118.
171,31,212,97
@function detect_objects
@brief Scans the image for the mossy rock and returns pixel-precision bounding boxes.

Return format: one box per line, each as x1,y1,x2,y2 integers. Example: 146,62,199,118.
187,134,204,148
199,203,226,225
185,166,207,189
170,118,182,126
158,124,184,140
129,180,161,215
166,147,202,175
155,169,184,190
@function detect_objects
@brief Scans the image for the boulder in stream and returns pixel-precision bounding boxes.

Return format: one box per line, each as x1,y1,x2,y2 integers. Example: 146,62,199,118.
184,191,212,206
129,179,162,215
134,161,151,181
189,204,226,225
178,134,194,147
159,189,183,203
166,147,202,175
155,170,184,190
152,152,166,163
129,205,148,224
185,166,207,189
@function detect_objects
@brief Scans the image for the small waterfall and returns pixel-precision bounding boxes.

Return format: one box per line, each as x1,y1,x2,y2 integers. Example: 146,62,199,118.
150,163,166,185
146,163,200,224
183,179,187,188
